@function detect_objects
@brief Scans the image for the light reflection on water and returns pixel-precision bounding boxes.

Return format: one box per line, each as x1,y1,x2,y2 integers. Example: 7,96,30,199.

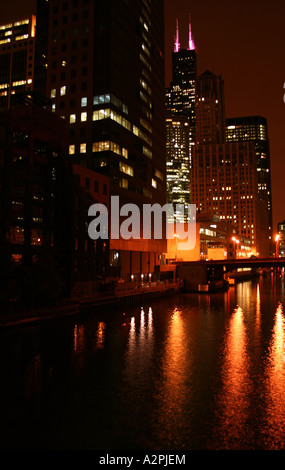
263,302,285,449
151,307,191,449
211,306,252,449
1,277,285,450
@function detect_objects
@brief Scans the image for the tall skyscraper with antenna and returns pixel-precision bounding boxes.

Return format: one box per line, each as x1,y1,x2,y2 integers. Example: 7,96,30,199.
166,17,197,125
166,17,197,222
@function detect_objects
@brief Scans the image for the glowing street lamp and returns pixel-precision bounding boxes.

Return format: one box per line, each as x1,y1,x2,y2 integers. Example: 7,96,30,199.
174,233,179,260
232,236,240,258
275,234,280,258
236,239,240,258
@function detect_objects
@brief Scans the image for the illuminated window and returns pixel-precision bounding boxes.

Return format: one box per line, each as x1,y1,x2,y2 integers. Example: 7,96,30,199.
13,80,27,87
10,226,24,245
81,112,87,122
11,254,22,264
119,162,133,176
81,97,87,107
143,146,152,159
93,108,110,120
80,143,86,153
152,178,157,189
70,114,76,123
155,169,163,181
15,34,29,40
14,19,29,26
69,145,75,155
122,148,128,159
51,89,56,98
60,85,66,96
93,141,110,152
120,178,128,189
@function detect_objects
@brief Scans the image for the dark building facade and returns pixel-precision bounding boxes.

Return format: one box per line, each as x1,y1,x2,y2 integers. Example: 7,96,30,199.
0,100,112,306
34,0,166,281
0,102,70,305
0,16,36,111
195,70,225,145
71,163,110,286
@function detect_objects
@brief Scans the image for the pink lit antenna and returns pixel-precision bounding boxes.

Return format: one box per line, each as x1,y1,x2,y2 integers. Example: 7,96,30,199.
174,18,180,52
188,15,195,50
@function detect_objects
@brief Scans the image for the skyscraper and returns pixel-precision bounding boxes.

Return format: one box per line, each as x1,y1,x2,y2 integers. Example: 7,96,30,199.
166,18,197,125
166,115,191,223
34,0,166,280
226,116,272,255
191,69,270,256
0,16,36,111
165,18,197,221
191,141,261,252
195,70,225,145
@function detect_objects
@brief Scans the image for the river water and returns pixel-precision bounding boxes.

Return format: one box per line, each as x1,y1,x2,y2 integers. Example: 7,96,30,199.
1,273,285,450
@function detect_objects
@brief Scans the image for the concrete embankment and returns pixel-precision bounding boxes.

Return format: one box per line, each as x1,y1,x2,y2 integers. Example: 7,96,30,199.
0,300,81,329
0,282,181,329
80,282,181,313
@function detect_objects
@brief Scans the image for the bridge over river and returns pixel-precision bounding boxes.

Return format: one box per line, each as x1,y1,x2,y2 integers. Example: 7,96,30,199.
173,258,285,292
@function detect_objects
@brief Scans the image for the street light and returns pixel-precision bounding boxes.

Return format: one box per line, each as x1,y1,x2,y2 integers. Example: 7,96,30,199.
275,234,280,258
236,239,240,258
232,236,240,258
174,234,179,260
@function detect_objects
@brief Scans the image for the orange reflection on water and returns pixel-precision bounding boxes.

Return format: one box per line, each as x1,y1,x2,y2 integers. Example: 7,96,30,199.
256,284,261,327
73,324,85,352
254,283,262,350
153,307,189,447
96,322,106,349
125,308,154,383
263,302,285,449
214,306,251,448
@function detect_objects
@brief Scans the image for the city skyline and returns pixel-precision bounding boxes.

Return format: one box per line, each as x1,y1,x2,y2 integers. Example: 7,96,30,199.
1,2,285,454
1,0,284,231
164,0,285,232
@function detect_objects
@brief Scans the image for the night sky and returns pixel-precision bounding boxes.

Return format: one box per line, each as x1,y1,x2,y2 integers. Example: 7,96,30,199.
1,0,284,231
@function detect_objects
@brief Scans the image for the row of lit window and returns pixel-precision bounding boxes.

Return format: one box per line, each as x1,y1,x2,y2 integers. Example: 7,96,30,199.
0,19,29,30
51,90,128,115
0,79,32,91
119,162,133,177
69,141,129,159
92,141,128,159
93,93,128,115
0,33,30,44
13,79,32,87
93,108,152,147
